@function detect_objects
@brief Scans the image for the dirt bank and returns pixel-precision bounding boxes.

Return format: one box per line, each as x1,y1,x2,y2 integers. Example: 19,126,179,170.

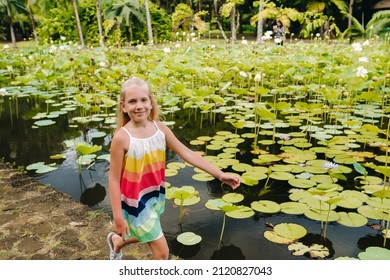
0,163,151,260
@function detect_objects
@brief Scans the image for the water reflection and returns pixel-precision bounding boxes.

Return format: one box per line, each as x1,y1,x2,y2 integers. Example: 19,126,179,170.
210,244,246,260
357,234,390,251
299,233,335,259
79,176,107,206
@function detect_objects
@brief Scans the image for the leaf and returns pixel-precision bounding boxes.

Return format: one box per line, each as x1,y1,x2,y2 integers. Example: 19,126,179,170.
358,246,390,260
353,161,367,176
251,200,281,214
288,242,330,258
337,212,368,227
264,230,296,244
273,223,307,239
76,143,102,155
177,232,202,246
222,193,244,203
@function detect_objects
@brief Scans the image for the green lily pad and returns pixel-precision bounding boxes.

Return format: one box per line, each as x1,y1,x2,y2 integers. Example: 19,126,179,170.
304,208,339,222
365,197,390,209
288,178,317,189
97,154,110,162
280,202,309,215
192,172,214,181
205,199,230,210
26,162,57,174
177,232,202,246
357,205,387,220
167,162,186,170
289,190,313,201
251,200,281,214
33,119,56,126
310,174,337,184
222,193,244,203
165,169,178,177
274,223,307,239
50,153,67,160
269,172,295,181
174,196,201,206
225,205,255,219
232,162,253,172
264,230,296,244
89,131,106,138
358,246,390,260
337,212,368,227
242,171,267,181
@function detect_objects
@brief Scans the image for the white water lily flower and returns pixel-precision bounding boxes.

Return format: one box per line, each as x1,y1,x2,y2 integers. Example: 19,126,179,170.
363,40,370,46
254,73,262,82
175,43,181,48
3,44,9,49
239,71,247,78
324,162,339,169
210,44,215,49
274,38,282,44
0,88,8,96
163,47,171,53
242,39,248,45
99,61,106,67
316,33,321,37
356,66,368,78
60,36,66,41
358,57,368,63
352,42,362,52
190,32,195,37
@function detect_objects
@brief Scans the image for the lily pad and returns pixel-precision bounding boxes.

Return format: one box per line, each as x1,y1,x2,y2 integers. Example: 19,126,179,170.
225,205,255,219
263,230,296,244
288,178,317,189
357,205,387,220
192,172,214,181
288,242,330,258
205,199,230,210
274,223,307,239
358,246,390,260
251,200,281,214
222,193,244,203
337,212,368,227
304,208,339,222
177,232,202,246
280,202,309,215
269,171,295,181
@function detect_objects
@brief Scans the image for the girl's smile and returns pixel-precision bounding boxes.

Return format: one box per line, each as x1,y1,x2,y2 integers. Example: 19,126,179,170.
121,87,152,123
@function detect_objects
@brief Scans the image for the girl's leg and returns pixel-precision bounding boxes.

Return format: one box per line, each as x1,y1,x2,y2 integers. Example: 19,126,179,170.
112,233,138,253
148,235,169,260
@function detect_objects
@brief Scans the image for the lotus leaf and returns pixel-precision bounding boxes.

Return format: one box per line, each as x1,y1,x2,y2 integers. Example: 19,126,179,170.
225,205,255,219
165,169,178,177
97,154,110,162
274,223,307,239
362,184,385,194
251,200,280,214
337,212,368,227
232,163,253,172
289,190,313,201
305,197,337,210
177,232,202,246
76,143,102,155
288,178,317,189
263,230,296,244
310,174,337,184
358,246,390,260
205,199,230,210
357,205,387,220
280,202,309,215
270,164,293,172
365,197,390,209
269,171,295,181
355,175,383,185
190,140,205,145
304,208,339,222
288,242,329,258
174,196,201,206
373,190,390,199
167,162,186,170
222,193,244,203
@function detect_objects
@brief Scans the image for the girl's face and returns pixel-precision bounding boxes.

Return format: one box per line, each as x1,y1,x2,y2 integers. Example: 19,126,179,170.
121,86,152,123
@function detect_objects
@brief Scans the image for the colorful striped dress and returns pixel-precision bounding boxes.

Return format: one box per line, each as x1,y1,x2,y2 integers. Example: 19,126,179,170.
120,121,166,243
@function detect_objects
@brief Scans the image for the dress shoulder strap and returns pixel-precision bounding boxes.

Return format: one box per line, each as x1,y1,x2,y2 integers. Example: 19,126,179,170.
120,127,132,139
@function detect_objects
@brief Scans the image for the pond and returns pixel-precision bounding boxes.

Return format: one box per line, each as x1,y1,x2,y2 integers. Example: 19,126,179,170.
1,84,389,260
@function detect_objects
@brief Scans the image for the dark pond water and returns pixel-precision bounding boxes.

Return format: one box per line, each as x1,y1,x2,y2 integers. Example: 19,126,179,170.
0,92,388,260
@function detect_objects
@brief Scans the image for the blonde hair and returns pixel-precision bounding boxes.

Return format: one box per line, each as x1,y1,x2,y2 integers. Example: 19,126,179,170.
115,76,160,131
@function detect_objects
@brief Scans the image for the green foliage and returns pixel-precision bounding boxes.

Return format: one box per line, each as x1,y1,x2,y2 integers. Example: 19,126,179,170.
172,3,193,31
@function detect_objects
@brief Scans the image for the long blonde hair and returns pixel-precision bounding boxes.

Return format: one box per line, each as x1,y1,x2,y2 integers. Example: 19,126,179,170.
115,76,160,131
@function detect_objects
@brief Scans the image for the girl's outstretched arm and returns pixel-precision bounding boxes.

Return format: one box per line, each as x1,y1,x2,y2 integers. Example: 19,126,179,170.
157,122,240,189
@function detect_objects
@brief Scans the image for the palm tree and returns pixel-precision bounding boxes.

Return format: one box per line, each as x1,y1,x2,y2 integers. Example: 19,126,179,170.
0,0,26,49
103,0,145,46
342,9,390,38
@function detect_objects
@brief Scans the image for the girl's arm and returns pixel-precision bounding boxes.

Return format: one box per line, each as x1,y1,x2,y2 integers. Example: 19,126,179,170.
157,122,240,189
108,130,130,239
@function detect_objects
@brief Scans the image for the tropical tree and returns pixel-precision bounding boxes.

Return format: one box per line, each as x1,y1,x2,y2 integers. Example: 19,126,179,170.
103,0,145,46
95,0,105,47
72,0,85,48
26,0,39,44
220,0,244,43
0,0,26,49
144,0,153,45
255,0,265,44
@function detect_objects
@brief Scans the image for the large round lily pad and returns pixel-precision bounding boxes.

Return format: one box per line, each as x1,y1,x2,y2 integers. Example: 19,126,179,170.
263,230,296,244
358,246,390,260
280,202,309,215
337,212,368,227
273,223,307,239
251,200,281,214
177,232,202,246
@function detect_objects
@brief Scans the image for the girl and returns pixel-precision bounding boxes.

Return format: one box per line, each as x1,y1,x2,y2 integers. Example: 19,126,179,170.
107,76,240,260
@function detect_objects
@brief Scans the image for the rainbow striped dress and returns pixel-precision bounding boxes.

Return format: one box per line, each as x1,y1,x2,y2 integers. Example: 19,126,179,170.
120,122,166,243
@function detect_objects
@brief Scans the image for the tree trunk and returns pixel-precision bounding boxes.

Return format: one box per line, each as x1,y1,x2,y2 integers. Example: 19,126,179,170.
95,0,105,47
256,0,264,44
348,0,354,38
6,3,17,49
213,0,228,42
230,6,236,43
145,0,153,45
72,0,85,48
27,5,39,45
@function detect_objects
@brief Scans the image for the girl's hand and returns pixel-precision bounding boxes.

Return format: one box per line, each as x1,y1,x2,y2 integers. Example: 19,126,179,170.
220,173,240,190
114,217,129,241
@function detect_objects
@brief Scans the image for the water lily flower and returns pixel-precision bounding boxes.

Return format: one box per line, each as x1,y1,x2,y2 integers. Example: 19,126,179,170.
98,61,106,67
163,47,171,53
190,32,195,37
358,57,368,63
279,134,290,141
239,71,247,78
0,88,8,96
3,44,9,49
362,40,370,46
274,38,282,44
352,42,362,52
242,39,248,45
356,66,368,78
60,36,66,41
210,44,216,49
254,73,262,82
323,162,339,169
175,43,181,48
316,33,321,37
